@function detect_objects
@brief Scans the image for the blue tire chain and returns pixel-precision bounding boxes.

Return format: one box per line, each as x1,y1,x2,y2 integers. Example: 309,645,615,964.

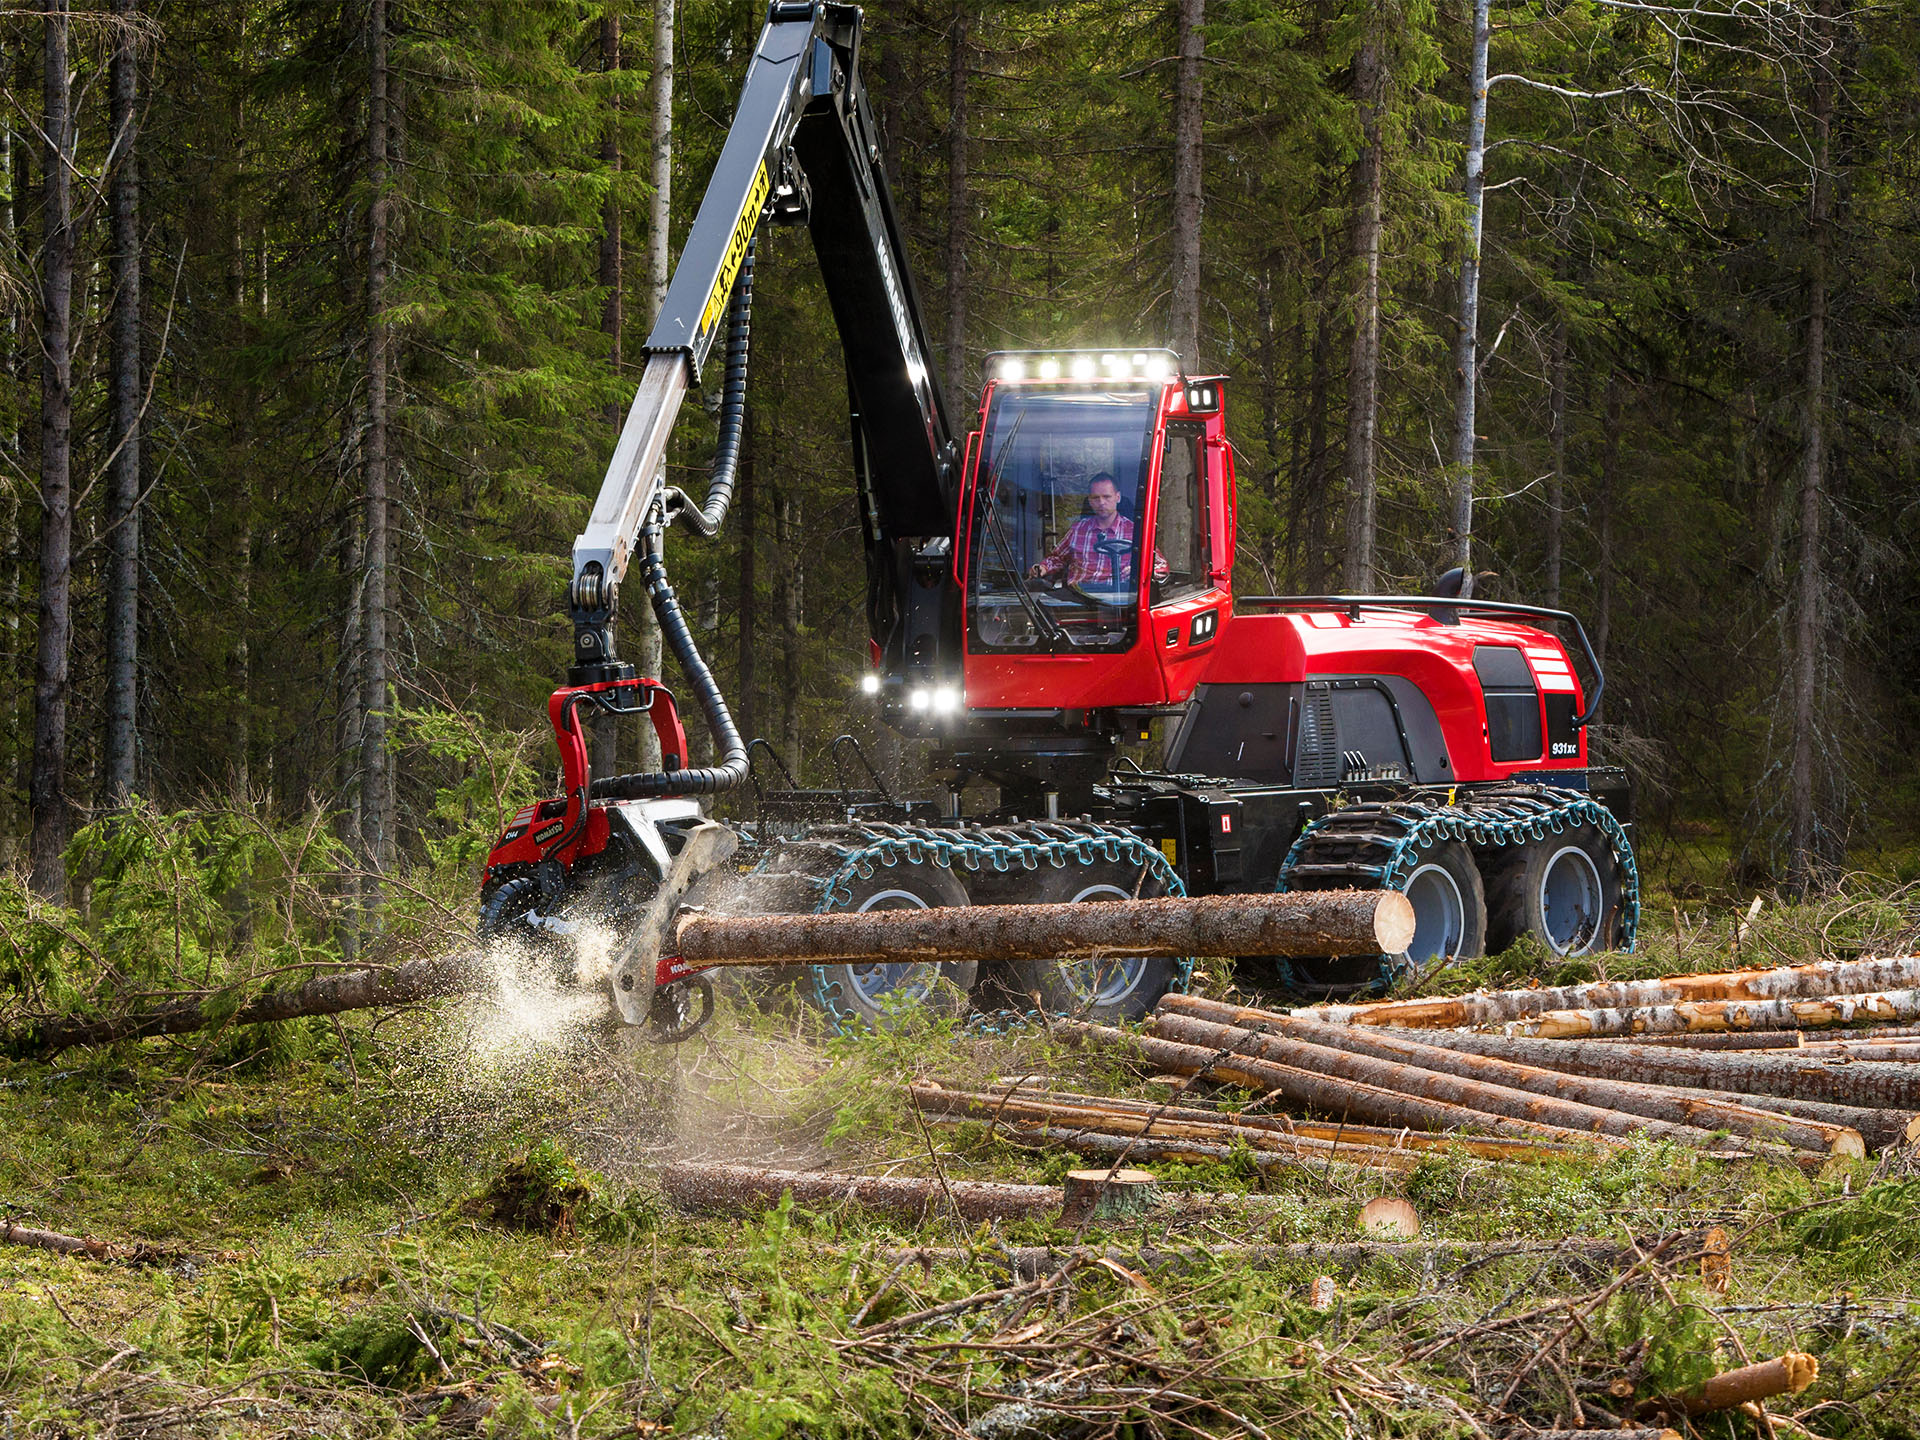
1275,784,1641,991
747,819,1189,1035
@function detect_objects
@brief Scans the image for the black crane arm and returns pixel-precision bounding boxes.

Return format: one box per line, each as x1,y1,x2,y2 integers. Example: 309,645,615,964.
569,2,955,695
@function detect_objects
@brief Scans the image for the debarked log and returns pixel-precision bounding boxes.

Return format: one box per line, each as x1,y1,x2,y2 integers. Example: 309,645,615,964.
1149,1011,1799,1158
1401,1028,1920,1112
1054,1020,1619,1147
9,951,488,1058
673,888,1415,967
1295,955,1920,1029
660,1162,1064,1223
1160,994,1861,1157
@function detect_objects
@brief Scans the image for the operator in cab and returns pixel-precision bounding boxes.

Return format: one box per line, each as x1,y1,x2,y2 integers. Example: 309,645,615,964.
1028,473,1170,587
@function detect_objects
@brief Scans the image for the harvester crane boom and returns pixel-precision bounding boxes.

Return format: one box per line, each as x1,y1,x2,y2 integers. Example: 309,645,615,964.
568,1,956,783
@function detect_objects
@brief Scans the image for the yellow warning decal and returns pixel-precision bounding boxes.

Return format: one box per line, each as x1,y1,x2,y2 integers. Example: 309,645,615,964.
1159,838,1178,865
701,162,771,339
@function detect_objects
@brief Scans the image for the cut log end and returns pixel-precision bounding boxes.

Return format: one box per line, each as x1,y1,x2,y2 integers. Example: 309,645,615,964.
1358,1196,1420,1239
1060,1169,1159,1227
1373,890,1416,954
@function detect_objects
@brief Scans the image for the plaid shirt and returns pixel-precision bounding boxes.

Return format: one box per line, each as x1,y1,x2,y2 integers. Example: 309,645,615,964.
1035,515,1171,586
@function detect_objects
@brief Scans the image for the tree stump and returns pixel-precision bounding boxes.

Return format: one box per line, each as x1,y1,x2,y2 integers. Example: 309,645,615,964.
1060,1169,1158,1227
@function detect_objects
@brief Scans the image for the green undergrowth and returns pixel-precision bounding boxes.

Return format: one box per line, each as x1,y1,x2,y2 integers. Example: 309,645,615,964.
7,904,1920,1434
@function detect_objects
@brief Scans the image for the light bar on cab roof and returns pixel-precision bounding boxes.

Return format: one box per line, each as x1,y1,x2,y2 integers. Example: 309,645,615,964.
991,348,1178,385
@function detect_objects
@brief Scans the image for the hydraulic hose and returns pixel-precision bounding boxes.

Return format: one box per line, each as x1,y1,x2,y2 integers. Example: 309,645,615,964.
589,521,750,800
664,237,755,538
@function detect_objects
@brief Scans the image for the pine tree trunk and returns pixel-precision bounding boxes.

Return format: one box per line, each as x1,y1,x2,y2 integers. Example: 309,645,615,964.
594,6,625,778
360,0,392,917
1167,0,1204,367
30,0,75,900
1546,315,1566,607
1302,298,1332,592
632,0,675,768
1787,24,1832,893
944,1,969,393
1,122,19,854
1594,372,1617,724
102,0,142,811
1341,29,1383,593
774,490,802,777
1447,0,1491,585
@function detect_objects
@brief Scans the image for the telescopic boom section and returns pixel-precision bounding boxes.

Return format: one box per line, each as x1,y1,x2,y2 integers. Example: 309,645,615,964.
566,2,956,802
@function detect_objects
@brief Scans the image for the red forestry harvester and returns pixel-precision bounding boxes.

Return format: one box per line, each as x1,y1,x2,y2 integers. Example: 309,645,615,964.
476,2,1637,1039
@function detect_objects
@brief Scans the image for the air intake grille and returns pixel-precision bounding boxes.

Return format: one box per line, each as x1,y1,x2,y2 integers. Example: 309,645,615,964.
1294,683,1341,787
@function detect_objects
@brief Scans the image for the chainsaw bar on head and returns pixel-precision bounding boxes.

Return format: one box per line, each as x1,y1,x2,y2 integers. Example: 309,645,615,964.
1275,783,1641,992
745,819,1189,1035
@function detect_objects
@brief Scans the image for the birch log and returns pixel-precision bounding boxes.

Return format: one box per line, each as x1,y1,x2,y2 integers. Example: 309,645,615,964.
1148,1011,1796,1156
1160,994,1860,1156
1505,989,1920,1039
1297,955,1920,1028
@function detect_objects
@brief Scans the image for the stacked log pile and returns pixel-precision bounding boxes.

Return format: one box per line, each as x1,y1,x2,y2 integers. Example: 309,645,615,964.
984,955,1920,1170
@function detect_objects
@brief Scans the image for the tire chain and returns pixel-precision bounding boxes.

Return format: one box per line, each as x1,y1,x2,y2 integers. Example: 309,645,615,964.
1276,785,1641,985
746,818,1190,1035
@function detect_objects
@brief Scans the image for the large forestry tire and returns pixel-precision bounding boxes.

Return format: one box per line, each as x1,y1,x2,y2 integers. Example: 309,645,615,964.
1483,823,1628,957
810,864,977,1030
986,859,1180,1024
1279,838,1487,997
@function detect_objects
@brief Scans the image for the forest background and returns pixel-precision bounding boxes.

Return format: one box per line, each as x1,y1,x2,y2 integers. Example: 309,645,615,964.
1,0,1916,936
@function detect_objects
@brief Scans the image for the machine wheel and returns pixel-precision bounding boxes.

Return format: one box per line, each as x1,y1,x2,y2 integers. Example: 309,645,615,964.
810,863,977,1030
1483,823,1627,956
1277,837,1487,996
989,859,1179,1023
478,872,541,940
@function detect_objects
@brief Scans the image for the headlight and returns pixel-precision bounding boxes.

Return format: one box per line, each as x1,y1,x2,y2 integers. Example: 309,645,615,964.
1037,357,1061,380
860,673,880,695
909,688,931,711
998,358,1024,382
1071,355,1096,380
931,686,960,715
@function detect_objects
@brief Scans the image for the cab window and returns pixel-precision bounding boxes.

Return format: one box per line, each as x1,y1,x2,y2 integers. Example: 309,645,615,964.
1155,422,1212,600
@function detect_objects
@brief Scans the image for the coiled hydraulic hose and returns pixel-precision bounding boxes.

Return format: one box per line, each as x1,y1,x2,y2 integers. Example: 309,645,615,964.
663,238,755,538
589,520,750,800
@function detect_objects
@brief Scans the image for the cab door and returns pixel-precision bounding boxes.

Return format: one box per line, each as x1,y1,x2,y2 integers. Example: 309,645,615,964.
1147,417,1232,703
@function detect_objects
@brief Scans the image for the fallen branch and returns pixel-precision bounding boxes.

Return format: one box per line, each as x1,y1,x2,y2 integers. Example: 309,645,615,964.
1647,1351,1818,1416
2,1219,233,1266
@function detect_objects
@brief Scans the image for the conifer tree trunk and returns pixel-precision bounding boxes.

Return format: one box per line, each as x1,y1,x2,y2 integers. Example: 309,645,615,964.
1342,27,1384,593
737,404,756,742
774,488,802,777
1546,315,1566,607
1302,296,1332,592
595,6,625,778
361,0,392,905
945,1,969,392
2,123,20,850
1447,0,1491,587
632,0,674,769
102,0,143,810
1168,0,1204,367
30,0,75,899
1788,23,1832,892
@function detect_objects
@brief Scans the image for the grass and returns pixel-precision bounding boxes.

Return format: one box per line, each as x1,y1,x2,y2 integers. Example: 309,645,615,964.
6,900,1920,1436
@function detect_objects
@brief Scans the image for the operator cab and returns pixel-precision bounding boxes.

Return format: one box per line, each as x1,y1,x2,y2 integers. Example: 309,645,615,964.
954,349,1235,713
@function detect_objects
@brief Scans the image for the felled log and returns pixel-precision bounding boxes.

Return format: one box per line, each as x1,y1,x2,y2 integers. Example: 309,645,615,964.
1587,1031,1805,1051
1796,1037,1920,1059
10,951,487,1058
1149,1010,1793,1157
1528,1432,1679,1440
1161,994,1860,1157
1056,1020,1619,1147
1297,955,1920,1028
985,1124,1416,1174
911,1083,1586,1163
2,1219,232,1266
1402,1028,1920,1111
673,888,1415,966
1505,989,1920,1039
1653,1086,1913,1153
659,1162,1061,1223
1646,1351,1817,1416
916,1092,1424,1171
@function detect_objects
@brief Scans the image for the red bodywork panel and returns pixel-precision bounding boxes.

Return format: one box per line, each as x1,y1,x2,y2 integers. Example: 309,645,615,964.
480,676,690,886
958,376,1236,709
1201,607,1588,782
